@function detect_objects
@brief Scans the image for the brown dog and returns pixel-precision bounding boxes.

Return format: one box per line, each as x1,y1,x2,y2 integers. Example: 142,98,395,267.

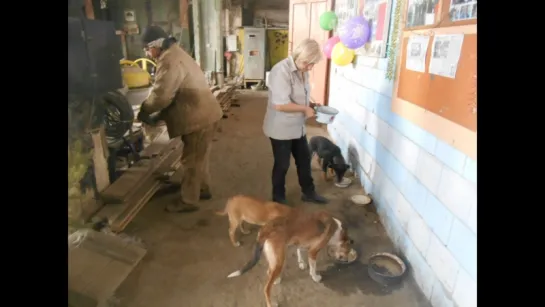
215,195,292,247
227,208,353,307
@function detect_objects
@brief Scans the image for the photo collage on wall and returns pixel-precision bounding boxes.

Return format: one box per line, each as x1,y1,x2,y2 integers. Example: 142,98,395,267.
358,0,391,58
406,0,439,28
334,0,393,58
449,0,477,21
335,0,359,27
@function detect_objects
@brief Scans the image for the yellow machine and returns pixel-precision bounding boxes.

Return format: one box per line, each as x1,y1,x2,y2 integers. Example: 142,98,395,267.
119,59,156,89
134,58,157,74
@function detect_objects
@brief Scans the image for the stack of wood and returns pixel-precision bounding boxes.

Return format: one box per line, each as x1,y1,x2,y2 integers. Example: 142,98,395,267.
96,138,184,232
211,84,236,115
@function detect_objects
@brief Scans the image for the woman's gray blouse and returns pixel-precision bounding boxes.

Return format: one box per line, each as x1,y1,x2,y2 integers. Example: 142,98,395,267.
263,56,310,140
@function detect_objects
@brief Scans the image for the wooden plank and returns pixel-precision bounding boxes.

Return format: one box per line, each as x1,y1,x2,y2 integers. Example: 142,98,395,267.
179,0,189,28
139,138,180,158
108,147,184,232
72,257,113,298
100,138,183,204
80,198,105,224
91,127,110,192
99,161,152,204
110,180,162,232
97,145,184,232
72,234,141,266
84,0,94,19
85,259,136,299
68,289,98,307
69,230,147,305
154,151,184,174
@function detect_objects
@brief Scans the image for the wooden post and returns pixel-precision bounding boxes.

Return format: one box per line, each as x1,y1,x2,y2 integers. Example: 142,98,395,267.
84,0,95,19
91,126,110,192
179,0,189,29
192,0,202,65
116,30,128,59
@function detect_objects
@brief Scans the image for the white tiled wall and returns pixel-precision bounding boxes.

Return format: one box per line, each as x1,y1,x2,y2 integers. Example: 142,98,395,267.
326,57,476,307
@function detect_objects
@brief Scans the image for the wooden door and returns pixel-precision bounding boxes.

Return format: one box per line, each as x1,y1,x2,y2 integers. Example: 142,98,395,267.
289,0,333,106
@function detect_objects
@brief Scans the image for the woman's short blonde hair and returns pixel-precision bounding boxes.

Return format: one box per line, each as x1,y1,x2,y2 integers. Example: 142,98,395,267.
292,38,323,65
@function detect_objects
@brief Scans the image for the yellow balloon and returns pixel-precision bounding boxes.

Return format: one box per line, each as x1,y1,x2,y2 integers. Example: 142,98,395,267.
331,42,355,66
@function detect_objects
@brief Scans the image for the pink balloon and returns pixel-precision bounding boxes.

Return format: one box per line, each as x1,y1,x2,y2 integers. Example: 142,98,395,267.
323,36,341,59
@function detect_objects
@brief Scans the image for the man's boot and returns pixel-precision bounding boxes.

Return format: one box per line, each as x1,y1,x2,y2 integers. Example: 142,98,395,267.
165,200,199,213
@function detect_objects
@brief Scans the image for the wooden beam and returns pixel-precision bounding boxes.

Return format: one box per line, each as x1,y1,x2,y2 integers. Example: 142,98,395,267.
179,0,189,29
116,31,128,59
91,126,110,192
84,0,95,19
192,0,202,65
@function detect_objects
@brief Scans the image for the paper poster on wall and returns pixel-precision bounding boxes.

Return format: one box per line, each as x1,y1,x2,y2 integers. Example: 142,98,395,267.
405,35,430,73
429,34,464,79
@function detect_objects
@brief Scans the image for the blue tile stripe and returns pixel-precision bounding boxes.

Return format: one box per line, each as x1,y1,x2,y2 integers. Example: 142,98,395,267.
328,113,477,282
329,125,443,298
330,79,476,184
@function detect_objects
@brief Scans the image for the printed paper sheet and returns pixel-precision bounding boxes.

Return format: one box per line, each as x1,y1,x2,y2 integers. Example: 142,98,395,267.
405,35,430,73
429,34,464,79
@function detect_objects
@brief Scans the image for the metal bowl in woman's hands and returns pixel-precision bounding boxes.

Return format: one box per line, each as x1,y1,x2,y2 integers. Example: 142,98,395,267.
315,106,339,124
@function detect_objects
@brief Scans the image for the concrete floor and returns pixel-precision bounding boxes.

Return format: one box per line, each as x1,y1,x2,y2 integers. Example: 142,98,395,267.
115,91,430,307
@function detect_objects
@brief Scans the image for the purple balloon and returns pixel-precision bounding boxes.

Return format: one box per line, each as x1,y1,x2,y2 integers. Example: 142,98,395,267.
338,16,371,49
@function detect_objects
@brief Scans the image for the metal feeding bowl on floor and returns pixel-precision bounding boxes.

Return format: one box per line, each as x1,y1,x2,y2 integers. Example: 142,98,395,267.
327,246,358,265
350,194,372,206
367,252,407,287
335,177,352,188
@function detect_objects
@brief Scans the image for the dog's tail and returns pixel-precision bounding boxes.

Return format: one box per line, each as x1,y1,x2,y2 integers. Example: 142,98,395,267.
215,198,232,216
227,241,264,278
215,209,227,216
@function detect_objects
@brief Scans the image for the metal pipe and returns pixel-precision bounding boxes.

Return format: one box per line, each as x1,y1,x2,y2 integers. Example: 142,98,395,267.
192,0,202,66
215,0,224,86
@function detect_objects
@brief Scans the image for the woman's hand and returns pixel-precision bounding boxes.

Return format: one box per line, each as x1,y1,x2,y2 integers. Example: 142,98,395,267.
304,106,315,119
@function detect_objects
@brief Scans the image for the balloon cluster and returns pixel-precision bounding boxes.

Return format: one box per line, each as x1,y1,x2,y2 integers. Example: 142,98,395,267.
319,11,371,66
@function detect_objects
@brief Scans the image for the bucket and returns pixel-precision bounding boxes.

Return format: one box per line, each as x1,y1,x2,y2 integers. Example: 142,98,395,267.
125,86,153,106
315,106,339,124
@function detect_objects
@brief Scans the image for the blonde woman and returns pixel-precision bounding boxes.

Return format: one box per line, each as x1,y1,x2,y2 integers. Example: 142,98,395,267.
263,38,327,205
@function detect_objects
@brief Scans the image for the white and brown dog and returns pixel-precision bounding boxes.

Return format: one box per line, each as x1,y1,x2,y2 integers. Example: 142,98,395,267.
215,195,292,247
226,208,353,307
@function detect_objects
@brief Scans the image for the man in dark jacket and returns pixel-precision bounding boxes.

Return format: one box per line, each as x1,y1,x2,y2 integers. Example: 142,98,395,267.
139,26,223,213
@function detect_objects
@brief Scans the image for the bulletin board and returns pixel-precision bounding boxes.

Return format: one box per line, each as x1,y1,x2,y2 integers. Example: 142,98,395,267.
397,32,476,132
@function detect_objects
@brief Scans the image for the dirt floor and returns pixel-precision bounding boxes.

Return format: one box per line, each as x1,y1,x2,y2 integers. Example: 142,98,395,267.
114,90,431,307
